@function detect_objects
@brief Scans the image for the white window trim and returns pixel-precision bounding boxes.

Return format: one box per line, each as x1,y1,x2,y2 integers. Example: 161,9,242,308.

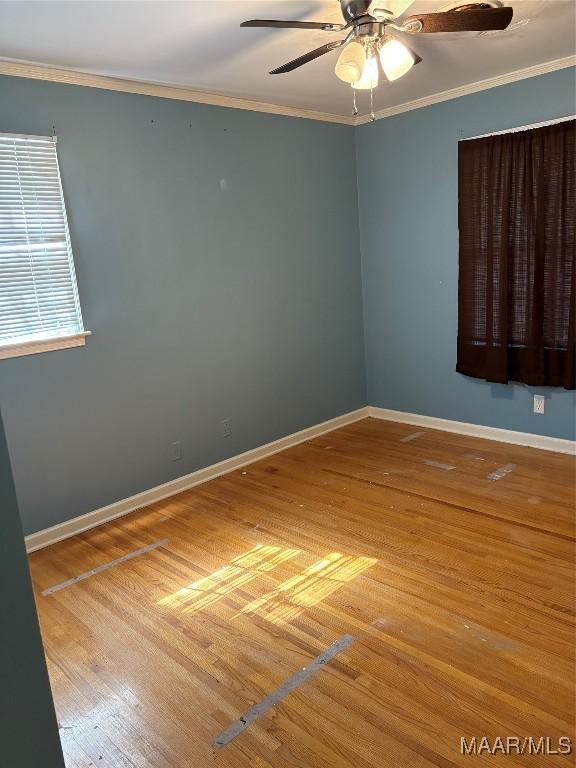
0,331,91,360
0,131,91,360
461,114,575,141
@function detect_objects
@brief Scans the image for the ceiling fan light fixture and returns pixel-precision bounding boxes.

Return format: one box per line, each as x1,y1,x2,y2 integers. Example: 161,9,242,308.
378,38,417,81
241,2,514,94
352,52,379,90
335,41,366,84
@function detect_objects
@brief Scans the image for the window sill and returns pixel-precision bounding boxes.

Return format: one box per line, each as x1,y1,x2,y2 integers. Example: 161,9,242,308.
0,331,91,360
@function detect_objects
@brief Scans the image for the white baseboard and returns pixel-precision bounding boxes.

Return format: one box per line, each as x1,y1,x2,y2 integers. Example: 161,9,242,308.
26,404,574,553
368,407,576,456
25,407,370,553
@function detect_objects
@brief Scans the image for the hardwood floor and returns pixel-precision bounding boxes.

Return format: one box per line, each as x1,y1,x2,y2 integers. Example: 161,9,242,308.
29,417,575,767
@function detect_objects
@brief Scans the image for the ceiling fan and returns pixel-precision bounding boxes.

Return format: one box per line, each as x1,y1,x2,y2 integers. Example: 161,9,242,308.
241,1,513,111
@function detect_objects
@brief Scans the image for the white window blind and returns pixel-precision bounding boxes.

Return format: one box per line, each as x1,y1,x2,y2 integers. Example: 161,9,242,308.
0,133,84,349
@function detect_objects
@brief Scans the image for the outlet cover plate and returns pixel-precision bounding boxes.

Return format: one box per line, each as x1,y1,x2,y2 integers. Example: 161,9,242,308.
170,441,183,460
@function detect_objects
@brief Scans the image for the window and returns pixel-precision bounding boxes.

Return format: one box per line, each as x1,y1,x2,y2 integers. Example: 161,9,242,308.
457,118,575,389
0,133,88,360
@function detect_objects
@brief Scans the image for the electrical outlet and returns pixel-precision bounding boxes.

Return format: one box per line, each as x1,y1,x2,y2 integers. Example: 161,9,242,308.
221,418,232,438
533,395,545,414
170,441,183,461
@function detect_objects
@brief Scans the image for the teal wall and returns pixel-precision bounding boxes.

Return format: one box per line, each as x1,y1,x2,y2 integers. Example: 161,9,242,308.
1,69,575,537
0,75,366,535
356,68,576,441
0,409,65,767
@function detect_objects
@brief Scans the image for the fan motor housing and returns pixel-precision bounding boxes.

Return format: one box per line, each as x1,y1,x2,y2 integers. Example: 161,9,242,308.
340,0,375,23
352,20,387,40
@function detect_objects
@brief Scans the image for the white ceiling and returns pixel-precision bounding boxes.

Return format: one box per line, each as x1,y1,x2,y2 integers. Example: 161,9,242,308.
0,1,573,118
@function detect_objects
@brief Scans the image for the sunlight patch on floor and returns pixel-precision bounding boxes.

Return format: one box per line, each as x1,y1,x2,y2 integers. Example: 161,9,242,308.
157,544,300,614
238,552,378,625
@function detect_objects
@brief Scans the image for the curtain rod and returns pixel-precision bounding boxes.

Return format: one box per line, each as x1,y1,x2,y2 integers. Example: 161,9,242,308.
460,114,575,141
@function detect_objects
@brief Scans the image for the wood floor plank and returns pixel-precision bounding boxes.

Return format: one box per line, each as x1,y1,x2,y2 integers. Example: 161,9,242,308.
29,418,575,767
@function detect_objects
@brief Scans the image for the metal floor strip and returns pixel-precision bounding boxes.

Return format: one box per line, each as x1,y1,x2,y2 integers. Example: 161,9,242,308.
212,634,355,749
42,538,169,596
423,459,456,471
487,463,516,481
400,431,425,443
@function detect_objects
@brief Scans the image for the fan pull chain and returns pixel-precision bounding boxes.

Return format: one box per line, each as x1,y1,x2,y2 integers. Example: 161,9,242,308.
351,87,358,117
369,87,375,122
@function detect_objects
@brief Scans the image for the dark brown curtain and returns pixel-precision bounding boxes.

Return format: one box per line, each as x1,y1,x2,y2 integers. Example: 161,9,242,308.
457,119,575,389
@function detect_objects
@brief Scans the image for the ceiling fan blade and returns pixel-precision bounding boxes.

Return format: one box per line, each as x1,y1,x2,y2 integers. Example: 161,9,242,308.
374,0,415,19
402,6,513,33
241,19,344,31
270,40,345,74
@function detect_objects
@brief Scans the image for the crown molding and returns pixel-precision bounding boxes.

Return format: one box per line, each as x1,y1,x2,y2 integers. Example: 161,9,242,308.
0,58,355,126
354,56,576,125
0,55,573,128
